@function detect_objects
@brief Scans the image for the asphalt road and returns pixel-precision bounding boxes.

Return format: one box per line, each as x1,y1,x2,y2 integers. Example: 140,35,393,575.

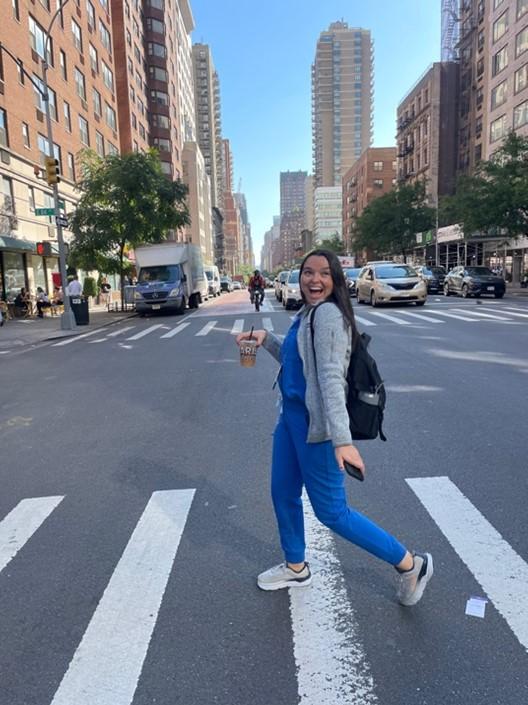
0,289,527,705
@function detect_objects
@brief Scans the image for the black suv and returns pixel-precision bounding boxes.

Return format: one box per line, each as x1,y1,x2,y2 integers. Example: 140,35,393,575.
443,266,506,299
415,265,446,293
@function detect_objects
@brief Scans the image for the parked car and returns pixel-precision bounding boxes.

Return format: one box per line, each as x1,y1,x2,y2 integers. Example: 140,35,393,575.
232,280,242,290
356,263,427,306
282,269,303,309
343,267,362,296
220,276,233,292
275,270,289,301
443,266,506,298
415,265,447,293
204,265,221,297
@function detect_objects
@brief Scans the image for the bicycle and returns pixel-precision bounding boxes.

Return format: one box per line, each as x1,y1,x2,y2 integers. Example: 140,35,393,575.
253,288,263,312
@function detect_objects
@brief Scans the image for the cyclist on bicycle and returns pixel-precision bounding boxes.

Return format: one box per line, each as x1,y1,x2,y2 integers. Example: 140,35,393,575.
248,270,266,305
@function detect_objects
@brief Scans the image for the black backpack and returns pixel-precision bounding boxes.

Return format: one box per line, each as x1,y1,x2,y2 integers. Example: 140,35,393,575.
310,307,387,442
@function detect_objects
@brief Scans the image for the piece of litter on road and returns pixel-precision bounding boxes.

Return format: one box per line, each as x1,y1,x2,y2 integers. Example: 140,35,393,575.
465,596,488,618
227,505,237,510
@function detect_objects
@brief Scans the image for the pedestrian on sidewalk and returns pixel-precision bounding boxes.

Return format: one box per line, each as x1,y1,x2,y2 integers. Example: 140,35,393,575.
66,275,82,297
36,287,51,318
100,277,112,307
235,249,433,606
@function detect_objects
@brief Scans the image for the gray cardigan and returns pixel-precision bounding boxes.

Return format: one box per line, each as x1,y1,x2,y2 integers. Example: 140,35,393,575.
263,302,353,447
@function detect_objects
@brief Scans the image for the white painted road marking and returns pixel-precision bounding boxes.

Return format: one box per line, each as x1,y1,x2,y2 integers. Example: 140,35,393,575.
262,317,274,331
52,330,101,346
289,496,378,704
407,476,528,653
368,311,412,325
0,496,64,574
450,308,514,321
396,310,444,323
196,320,217,336
230,319,244,335
107,326,136,338
353,314,376,327
160,322,191,339
50,489,195,705
126,324,164,340
425,310,478,322
479,307,528,319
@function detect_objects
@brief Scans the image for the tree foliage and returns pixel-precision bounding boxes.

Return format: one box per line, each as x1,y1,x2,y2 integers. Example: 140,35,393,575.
318,234,346,254
69,150,190,303
354,181,435,257
443,131,528,240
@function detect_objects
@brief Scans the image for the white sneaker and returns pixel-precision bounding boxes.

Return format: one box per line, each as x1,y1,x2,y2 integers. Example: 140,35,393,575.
396,552,433,606
257,562,312,591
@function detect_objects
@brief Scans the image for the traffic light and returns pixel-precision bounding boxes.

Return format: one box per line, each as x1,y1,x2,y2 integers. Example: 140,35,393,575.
44,156,60,185
36,241,53,256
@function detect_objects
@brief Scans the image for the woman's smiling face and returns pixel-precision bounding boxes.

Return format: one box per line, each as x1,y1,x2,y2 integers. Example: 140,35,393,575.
300,255,334,305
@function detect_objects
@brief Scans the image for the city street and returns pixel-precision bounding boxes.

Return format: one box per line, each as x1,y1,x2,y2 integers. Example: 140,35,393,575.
0,289,527,705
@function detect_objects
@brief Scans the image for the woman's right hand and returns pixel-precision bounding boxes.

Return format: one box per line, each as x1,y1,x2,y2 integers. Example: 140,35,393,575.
235,329,267,347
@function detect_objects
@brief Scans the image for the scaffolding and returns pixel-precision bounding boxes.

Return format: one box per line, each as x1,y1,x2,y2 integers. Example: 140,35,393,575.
441,0,460,62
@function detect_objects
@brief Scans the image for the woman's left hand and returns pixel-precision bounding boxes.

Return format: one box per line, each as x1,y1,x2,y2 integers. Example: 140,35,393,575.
335,445,365,477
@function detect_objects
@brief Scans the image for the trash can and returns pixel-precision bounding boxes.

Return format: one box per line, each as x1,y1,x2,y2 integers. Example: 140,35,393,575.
69,296,89,325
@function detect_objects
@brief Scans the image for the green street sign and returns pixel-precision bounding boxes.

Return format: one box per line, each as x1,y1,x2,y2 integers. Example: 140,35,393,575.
58,200,65,209
35,207,55,216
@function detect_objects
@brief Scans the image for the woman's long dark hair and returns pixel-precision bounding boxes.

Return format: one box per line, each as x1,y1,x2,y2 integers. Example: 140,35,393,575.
299,249,358,345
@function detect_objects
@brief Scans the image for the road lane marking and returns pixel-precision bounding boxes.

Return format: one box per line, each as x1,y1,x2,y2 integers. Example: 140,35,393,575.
406,476,528,653
479,307,528,319
126,324,164,340
107,326,136,338
450,308,514,321
196,320,217,336
52,330,102,346
50,489,195,705
230,319,244,335
160,322,191,339
396,310,444,323
502,306,528,313
368,311,411,325
425,310,479,322
290,496,378,704
262,317,274,331
0,496,64,574
353,314,376,327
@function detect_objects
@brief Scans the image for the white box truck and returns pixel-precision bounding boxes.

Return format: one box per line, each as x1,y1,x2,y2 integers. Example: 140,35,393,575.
134,243,208,315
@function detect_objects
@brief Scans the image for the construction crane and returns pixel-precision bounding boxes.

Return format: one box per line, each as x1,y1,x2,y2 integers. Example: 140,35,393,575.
441,0,460,62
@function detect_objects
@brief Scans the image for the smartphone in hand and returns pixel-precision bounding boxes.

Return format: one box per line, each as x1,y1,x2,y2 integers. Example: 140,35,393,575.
344,461,364,482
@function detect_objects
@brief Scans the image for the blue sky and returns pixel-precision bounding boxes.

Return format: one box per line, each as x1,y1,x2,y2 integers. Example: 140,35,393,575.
190,1,441,266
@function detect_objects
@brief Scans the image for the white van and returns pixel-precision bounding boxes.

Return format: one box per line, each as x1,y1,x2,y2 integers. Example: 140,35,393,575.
204,265,221,297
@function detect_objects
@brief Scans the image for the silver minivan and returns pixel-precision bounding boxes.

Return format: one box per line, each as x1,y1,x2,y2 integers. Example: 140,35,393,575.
356,264,427,306
204,265,221,297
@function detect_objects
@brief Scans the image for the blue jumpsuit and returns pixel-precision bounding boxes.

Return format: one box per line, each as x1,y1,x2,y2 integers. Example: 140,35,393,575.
272,317,406,566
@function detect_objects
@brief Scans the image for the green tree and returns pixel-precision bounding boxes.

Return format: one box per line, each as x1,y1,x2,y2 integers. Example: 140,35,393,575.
355,181,435,258
446,131,528,241
69,150,190,307
318,234,345,254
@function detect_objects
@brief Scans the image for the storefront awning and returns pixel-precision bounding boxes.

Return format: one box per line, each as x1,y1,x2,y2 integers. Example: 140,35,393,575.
0,235,36,252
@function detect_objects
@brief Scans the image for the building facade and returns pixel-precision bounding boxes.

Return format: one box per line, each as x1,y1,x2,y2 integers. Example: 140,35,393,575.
313,186,342,243
397,62,459,205
342,147,397,255
312,22,373,188
182,141,213,264
221,138,241,275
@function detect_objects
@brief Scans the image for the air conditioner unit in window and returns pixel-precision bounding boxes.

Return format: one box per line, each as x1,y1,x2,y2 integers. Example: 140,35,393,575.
0,150,10,165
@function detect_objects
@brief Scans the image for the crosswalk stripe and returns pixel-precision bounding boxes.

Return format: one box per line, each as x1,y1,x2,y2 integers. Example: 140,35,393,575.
262,317,274,331
396,310,444,323
450,308,514,321
407,476,528,652
502,306,528,313
52,330,101,346
126,324,164,340
290,495,378,704
107,326,136,338
50,489,195,705
0,496,64,574
196,320,217,336
425,310,478,322
160,322,191,339
353,314,376,327
479,307,528,319
230,319,244,335
368,311,412,325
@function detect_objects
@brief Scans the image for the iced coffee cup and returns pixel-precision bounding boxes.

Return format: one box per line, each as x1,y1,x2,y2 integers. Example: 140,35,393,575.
240,338,257,368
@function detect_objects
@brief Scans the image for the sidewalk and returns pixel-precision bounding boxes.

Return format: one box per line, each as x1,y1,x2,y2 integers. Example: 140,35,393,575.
0,304,136,351
507,284,528,297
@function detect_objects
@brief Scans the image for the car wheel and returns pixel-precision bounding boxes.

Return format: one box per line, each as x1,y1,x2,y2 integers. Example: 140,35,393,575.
415,301,426,307
356,290,363,305
461,284,470,299
370,291,378,307
444,283,450,296
175,296,186,315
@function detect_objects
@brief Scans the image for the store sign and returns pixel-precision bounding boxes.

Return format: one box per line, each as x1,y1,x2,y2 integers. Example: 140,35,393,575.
437,224,464,243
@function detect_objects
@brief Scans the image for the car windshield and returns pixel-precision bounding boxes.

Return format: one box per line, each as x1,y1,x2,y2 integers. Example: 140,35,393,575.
422,266,446,276
345,268,361,277
466,267,494,276
205,271,213,280
375,265,417,279
288,271,300,284
138,264,181,283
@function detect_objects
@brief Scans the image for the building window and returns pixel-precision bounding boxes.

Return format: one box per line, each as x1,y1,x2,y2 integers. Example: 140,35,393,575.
492,45,509,75
92,88,102,116
28,186,35,212
493,12,508,43
153,137,170,152
79,115,90,145
494,0,505,8
105,103,116,130
107,142,118,155
60,50,67,80
147,42,166,58
146,17,164,33
490,114,507,142
518,0,528,20
131,113,137,129
95,131,105,156
99,0,109,12
373,179,383,188
152,113,170,129
513,99,528,128
139,123,146,139
71,19,83,52
12,0,20,20
74,68,86,100
67,152,75,181
99,20,111,51
89,44,98,73
0,109,8,147
86,0,95,29
149,65,168,82
515,27,528,57
491,79,508,109
102,61,113,91
515,63,528,93
22,122,30,147
29,16,52,64
150,89,168,106
373,161,383,171
63,101,71,131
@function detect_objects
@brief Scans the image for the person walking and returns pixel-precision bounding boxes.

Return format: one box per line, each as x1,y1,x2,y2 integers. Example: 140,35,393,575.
235,249,433,606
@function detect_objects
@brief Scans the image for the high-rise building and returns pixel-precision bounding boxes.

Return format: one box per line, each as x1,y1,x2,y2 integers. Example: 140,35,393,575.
312,22,373,188
222,139,241,274
313,187,343,243
182,141,213,264
234,192,253,267
279,170,307,266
